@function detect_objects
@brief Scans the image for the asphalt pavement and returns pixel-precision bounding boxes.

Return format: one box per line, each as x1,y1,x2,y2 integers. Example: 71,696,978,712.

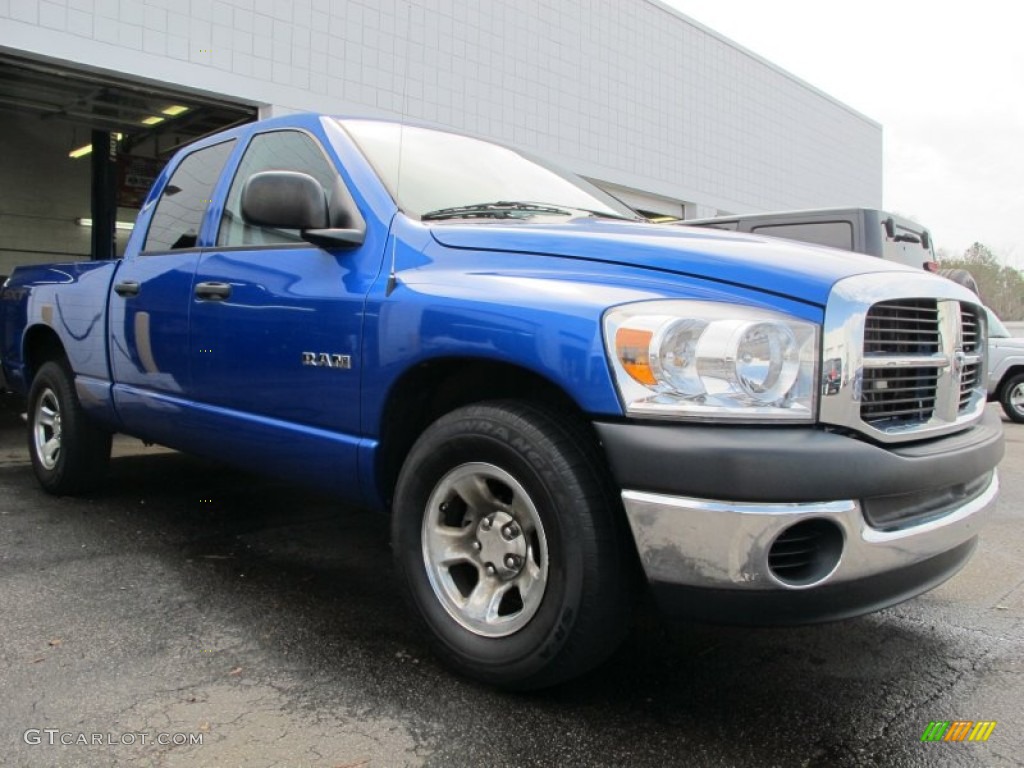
1,393,1021,768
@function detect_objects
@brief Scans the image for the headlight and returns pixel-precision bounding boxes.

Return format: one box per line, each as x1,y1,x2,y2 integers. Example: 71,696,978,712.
604,300,819,422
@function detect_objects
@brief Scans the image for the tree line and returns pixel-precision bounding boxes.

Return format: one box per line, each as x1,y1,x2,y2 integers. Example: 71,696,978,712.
938,243,1023,321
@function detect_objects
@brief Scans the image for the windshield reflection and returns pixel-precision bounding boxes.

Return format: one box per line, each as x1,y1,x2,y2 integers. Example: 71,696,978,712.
338,119,637,221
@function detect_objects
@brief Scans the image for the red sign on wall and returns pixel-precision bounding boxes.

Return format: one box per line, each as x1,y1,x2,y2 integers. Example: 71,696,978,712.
118,156,165,209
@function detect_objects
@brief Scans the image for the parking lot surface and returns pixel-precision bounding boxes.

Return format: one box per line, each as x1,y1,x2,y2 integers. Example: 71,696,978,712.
1,394,1021,767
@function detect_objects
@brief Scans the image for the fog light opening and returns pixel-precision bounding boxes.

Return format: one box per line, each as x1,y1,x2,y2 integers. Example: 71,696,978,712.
768,518,844,587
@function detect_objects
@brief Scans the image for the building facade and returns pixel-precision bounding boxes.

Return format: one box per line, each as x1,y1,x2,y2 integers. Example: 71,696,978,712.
0,0,882,273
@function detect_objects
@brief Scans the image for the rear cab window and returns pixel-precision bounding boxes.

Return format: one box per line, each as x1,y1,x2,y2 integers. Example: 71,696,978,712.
142,140,236,253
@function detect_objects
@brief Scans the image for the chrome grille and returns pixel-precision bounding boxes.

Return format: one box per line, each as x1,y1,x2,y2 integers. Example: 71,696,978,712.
859,299,984,431
819,273,988,444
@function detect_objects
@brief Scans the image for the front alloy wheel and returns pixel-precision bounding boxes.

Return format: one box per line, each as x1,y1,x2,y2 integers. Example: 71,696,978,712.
393,401,636,689
421,462,549,637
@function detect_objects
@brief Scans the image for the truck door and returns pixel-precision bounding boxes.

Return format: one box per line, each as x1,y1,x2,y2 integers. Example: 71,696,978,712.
108,139,236,439
186,128,381,494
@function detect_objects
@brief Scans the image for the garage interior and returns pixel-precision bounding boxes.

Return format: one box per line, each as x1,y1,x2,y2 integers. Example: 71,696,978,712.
0,53,257,276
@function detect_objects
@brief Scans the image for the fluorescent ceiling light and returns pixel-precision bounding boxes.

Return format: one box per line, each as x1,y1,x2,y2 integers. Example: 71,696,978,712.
76,218,135,231
141,115,165,126
68,133,124,159
162,105,189,116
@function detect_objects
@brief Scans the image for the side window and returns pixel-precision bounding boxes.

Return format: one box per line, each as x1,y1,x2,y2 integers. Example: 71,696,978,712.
143,140,235,253
218,131,342,247
751,221,854,251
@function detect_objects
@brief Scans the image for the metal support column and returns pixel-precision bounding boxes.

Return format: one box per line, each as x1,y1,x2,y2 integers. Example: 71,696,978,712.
90,130,118,260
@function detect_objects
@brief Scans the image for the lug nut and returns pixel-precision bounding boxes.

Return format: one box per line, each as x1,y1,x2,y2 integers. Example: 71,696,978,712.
485,564,497,576
472,540,481,551
480,516,492,531
504,554,521,569
502,523,520,540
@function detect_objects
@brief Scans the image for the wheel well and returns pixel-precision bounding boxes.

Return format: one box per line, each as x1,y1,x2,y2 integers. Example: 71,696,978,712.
1000,366,1024,391
22,325,67,383
376,359,594,505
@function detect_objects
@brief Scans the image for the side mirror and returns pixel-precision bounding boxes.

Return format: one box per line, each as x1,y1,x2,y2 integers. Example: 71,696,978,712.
240,170,366,249
241,171,329,230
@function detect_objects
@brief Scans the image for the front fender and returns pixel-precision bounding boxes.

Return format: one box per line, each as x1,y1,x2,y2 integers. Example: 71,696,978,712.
359,221,825,435
989,352,1024,394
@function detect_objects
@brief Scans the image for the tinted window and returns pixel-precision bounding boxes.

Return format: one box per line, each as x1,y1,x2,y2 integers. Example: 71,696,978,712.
218,130,340,247
143,140,235,252
751,221,854,251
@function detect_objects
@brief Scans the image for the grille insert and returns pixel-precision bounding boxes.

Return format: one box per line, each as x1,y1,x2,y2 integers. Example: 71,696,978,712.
863,300,939,356
959,304,982,412
861,299,941,428
859,299,983,430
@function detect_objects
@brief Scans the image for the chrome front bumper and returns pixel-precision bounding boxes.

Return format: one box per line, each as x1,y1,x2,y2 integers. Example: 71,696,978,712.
623,471,998,593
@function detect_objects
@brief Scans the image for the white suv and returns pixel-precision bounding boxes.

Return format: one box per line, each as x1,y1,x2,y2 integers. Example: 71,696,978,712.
987,309,1024,423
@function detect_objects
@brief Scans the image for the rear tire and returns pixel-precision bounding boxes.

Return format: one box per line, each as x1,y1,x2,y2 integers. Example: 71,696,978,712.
1000,373,1024,423
391,401,635,689
27,360,112,495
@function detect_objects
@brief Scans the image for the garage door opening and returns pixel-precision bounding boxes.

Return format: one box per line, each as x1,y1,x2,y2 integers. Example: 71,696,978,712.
0,53,257,277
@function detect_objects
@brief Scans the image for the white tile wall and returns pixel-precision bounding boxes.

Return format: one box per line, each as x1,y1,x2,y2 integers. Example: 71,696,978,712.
1,0,881,227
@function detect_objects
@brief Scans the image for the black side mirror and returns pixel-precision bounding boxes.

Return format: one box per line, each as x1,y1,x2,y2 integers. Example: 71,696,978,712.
241,171,329,230
240,170,366,249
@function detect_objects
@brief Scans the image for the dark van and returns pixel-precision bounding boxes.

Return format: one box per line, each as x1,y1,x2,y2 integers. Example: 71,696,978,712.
678,207,938,272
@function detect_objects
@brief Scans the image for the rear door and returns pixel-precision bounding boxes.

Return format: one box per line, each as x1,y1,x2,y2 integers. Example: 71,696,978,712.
109,139,236,439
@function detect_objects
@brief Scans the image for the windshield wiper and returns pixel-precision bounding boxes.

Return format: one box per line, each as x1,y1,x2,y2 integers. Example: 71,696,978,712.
420,201,643,222
421,201,575,221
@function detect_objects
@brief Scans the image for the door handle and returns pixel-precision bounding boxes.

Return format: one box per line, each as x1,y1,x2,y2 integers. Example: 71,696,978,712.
113,280,140,297
194,282,232,301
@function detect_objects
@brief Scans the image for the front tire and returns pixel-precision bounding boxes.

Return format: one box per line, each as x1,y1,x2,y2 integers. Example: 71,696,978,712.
1000,373,1024,423
27,360,112,495
392,401,635,689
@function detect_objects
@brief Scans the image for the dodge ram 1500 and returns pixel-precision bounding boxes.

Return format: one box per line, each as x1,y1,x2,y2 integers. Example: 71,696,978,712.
0,115,1004,688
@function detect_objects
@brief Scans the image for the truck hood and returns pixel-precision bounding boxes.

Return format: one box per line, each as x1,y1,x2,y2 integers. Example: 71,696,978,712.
991,335,1024,351
429,218,915,307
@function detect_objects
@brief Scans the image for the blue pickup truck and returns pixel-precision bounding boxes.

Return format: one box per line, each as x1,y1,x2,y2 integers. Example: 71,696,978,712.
0,115,1004,688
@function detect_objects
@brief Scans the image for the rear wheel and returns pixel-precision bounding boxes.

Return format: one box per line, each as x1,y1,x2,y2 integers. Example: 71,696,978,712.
1000,373,1024,423
27,361,112,495
391,401,635,689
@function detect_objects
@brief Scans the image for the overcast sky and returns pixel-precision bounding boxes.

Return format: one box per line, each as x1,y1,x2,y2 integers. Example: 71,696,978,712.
660,0,1024,269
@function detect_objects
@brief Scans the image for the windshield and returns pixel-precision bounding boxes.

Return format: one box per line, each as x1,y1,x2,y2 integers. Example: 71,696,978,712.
987,307,1011,338
338,119,637,221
